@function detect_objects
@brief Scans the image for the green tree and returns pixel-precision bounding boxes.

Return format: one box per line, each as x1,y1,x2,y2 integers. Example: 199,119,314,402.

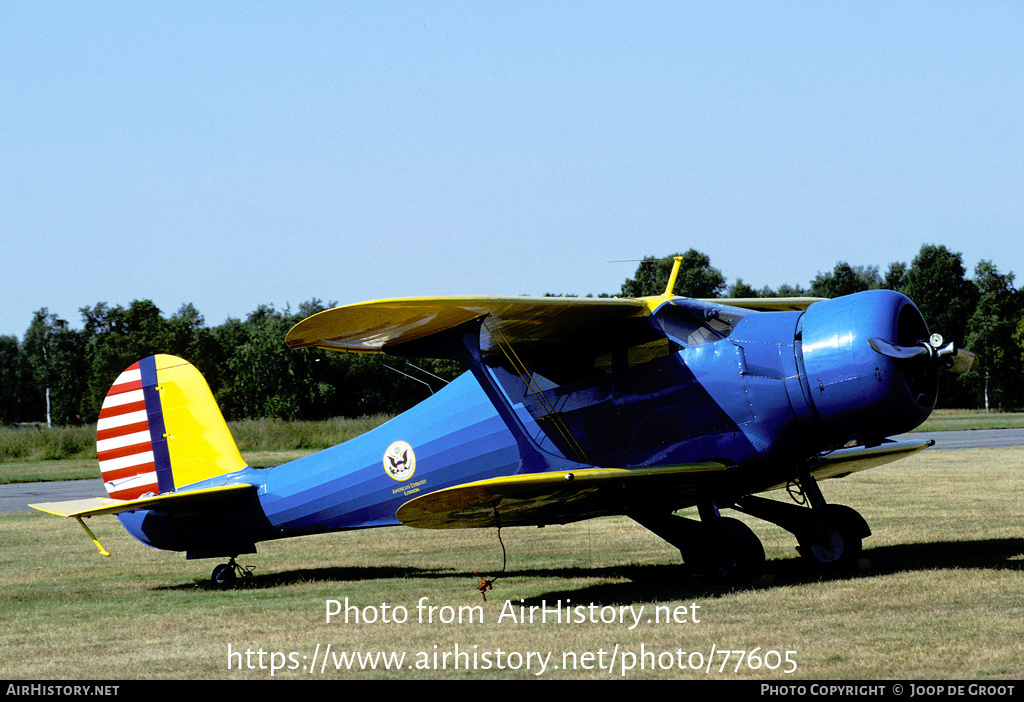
217,305,302,419
899,244,979,407
620,250,726,298
21,310,88,425
809,263,881,298
882,261,907,291
164,303,225,393
964,261,1022,410
0,336,27,424
80,300,176,420
761,283,809,298
216,302,350,420
899,245,977,353
726,278,760,298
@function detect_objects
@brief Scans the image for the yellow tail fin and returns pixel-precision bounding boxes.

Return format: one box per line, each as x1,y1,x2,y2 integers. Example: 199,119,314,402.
96,355,246,500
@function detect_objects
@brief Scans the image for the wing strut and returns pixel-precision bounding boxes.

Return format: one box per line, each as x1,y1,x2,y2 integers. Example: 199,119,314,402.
481,318,590,464
395,315,590,475
75,517,111,557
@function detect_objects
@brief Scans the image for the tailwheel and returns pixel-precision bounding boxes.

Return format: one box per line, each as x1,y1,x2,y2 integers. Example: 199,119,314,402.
211,558,252,587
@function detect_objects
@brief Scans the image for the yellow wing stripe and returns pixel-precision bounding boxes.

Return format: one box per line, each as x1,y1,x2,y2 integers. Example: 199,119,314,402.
805,439,933,482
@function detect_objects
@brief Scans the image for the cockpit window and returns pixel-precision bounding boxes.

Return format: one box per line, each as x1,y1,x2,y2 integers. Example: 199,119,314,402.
651,300,750,346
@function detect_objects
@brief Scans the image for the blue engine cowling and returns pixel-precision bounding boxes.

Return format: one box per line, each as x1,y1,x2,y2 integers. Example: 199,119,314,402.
797,290,937,447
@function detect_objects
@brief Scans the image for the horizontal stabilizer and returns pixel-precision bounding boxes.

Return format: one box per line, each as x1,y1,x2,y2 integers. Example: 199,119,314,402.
396,463,727,529
29,483,256,519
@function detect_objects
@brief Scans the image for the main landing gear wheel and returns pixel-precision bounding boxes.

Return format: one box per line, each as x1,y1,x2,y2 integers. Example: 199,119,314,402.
630,511,767,586
690,517,766,585
211,563,236,587
734,489,871,575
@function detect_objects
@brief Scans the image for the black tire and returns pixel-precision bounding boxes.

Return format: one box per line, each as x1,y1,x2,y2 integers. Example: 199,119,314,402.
211,563,237,587
797,505,866,570
691,517,766,584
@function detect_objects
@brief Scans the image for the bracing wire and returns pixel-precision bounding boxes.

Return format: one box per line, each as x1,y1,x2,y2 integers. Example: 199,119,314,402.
482,318,590,464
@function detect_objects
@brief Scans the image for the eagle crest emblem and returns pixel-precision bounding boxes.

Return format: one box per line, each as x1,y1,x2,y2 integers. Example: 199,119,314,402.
383,440,416,481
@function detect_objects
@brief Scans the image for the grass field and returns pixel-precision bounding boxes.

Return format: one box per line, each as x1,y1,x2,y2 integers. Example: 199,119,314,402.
915,409,1024,432
2,446,1021,680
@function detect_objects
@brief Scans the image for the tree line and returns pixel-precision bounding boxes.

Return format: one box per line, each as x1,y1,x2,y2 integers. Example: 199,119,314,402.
2,242,1020,426
0,299,462,427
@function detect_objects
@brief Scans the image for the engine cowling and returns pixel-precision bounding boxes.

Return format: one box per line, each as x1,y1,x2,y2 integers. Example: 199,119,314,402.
797,290,937,447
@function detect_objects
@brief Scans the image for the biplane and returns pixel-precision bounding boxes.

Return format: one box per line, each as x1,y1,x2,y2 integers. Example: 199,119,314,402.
30,257,977,585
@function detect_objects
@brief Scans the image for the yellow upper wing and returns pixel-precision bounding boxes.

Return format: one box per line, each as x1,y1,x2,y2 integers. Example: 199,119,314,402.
284,292,827,359
285,296,649,357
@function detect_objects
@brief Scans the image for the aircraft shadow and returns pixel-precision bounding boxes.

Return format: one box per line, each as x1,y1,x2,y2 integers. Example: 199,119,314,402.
161,537,1024,599
158,565,454,591
542,536,1024,605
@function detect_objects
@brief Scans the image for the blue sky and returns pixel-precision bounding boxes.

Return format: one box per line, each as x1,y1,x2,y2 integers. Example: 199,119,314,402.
3,2,1022,339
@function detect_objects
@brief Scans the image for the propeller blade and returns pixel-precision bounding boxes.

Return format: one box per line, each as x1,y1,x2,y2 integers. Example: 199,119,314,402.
945,349,979,375
867,337,930,360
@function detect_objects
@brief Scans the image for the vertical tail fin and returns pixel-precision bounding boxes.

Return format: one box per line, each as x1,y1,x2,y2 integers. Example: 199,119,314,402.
97,355,246,500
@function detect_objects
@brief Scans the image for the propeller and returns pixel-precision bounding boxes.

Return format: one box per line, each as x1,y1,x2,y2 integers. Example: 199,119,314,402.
868,333,978,374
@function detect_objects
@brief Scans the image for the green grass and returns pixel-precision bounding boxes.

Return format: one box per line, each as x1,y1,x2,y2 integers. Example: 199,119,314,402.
0,415,393,483
2,447,1022,679
0,424,95,463
915,409,1024,432
225,414,393,452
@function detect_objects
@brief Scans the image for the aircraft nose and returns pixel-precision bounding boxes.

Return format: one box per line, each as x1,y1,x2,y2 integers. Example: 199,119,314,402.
798,290,939,446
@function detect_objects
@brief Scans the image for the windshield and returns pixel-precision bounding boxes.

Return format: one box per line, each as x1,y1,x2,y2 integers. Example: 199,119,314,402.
650,299,750,346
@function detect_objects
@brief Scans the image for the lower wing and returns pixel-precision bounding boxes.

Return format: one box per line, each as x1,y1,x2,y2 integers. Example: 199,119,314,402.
396,463,728,529
396,439,934,529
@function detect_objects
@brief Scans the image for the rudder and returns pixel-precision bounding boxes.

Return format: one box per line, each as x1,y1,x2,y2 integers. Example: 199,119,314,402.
96,355,246,500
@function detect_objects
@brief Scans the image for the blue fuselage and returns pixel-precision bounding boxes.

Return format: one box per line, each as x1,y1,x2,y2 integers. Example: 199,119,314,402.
119,289,935,558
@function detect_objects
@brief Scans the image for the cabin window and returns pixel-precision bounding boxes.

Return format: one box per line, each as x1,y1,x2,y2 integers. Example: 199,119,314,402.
651,300,750,346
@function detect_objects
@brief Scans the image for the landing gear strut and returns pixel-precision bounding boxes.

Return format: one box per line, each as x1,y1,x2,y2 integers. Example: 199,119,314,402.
634,475,871,582
735,476,870,572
